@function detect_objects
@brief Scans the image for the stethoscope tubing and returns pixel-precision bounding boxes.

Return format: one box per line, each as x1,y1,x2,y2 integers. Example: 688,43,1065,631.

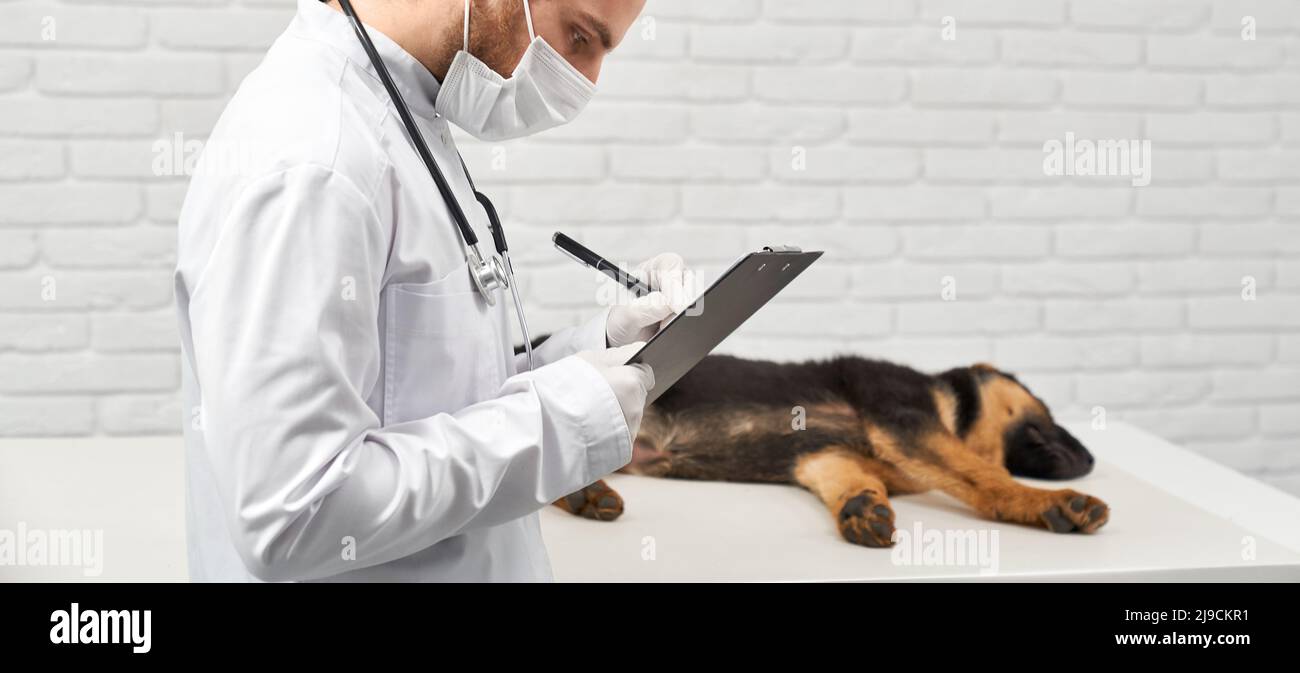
337,0,479,249
336,0,536,371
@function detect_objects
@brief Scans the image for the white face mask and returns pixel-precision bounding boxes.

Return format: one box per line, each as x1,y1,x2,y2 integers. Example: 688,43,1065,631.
435,0,597,141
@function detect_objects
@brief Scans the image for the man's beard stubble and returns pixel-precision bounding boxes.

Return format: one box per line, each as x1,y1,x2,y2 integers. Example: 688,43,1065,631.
446,0,531,79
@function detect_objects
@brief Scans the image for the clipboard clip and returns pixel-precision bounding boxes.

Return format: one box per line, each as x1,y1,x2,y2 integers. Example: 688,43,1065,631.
762,244,802,253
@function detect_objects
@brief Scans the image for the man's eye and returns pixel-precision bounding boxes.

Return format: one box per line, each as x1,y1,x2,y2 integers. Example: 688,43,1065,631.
572,29,589,47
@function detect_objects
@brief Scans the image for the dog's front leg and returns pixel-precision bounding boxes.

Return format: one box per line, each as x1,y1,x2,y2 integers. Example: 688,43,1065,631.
868,426,1110,534
794,447,897,547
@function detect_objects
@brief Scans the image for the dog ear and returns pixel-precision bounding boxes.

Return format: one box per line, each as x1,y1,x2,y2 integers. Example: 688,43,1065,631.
936,367,982,439
973,362,1024,385
971,362,1002,380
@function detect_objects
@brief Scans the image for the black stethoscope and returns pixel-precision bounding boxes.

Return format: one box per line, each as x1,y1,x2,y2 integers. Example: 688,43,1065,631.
336,0,535,370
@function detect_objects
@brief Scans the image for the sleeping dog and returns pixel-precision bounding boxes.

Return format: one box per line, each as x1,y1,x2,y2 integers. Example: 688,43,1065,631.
555,353,1109,547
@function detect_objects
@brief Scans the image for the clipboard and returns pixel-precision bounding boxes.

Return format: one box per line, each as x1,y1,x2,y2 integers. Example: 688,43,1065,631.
626,246,823,403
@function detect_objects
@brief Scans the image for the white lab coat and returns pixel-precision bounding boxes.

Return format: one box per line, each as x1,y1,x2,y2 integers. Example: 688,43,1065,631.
174,0,629,582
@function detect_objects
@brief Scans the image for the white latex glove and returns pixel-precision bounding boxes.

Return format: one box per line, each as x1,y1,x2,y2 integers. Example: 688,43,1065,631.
606,252,693,348
576,343,655,442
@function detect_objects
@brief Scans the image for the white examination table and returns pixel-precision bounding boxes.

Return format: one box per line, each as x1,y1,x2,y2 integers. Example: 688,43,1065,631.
1,423,1297,581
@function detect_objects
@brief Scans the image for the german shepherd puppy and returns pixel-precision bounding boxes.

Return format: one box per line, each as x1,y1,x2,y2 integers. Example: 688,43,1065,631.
554,354,1109,547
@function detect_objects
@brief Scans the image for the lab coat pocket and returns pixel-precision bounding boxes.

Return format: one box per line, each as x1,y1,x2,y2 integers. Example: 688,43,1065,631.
383,267,499,425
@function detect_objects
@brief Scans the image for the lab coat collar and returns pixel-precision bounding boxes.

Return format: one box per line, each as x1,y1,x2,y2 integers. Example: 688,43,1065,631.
292,0,442,118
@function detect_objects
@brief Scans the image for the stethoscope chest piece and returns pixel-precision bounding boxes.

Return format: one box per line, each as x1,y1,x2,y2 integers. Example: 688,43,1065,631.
467,244,509,306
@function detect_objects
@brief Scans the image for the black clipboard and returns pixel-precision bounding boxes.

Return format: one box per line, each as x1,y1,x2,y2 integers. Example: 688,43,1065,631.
626,246,823,403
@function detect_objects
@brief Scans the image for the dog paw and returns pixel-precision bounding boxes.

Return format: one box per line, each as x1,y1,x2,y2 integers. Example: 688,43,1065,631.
1039,490,1109,534
837,490,896,548
555,480,624,522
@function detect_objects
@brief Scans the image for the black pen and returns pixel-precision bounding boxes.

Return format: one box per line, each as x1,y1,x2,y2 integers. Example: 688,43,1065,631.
553,232,654,297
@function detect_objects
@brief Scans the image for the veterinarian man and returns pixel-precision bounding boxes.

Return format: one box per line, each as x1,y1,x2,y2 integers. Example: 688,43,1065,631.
174,0,684,581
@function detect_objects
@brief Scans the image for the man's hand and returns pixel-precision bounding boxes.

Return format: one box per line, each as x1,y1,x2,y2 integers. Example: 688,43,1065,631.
576,344,655,441
606,253,693,348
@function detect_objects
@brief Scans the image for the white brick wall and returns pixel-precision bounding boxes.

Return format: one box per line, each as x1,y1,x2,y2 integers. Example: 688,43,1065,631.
1,0,1298,494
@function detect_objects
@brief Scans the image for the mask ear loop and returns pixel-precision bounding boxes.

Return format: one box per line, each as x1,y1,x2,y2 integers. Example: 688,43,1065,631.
522,0,536,41
462,0,471,50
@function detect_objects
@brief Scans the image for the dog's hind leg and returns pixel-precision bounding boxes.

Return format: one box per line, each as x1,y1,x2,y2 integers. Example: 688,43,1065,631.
552,479,624,521
793,447,896,547
868,426,1109,534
